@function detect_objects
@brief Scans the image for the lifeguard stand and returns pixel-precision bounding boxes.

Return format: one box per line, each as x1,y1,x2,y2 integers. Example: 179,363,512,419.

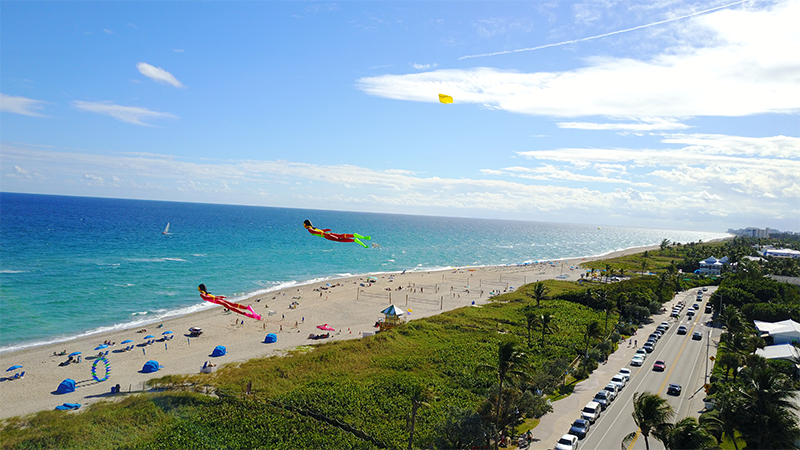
379,305,406,332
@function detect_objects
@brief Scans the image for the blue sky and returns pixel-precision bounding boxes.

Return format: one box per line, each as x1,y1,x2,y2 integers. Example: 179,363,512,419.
2,0,798,232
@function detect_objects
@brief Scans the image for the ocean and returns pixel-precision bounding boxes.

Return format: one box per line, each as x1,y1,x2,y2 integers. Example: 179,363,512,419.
0,193,729,353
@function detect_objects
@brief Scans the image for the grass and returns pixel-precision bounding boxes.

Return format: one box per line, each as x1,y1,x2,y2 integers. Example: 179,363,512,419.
1,283,612,450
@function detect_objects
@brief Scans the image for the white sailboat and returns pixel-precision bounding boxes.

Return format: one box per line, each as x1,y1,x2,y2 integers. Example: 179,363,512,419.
162,223,170,235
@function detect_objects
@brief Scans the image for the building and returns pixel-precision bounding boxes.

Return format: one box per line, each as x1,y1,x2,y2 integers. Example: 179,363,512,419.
755,343,800,365
697,256,729,275
763,248,800,259
754,319,800,346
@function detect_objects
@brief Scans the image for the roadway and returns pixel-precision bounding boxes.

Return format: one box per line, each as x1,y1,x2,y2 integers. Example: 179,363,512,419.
578,286,721,450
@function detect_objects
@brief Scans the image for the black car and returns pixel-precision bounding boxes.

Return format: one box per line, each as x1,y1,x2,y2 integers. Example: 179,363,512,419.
677,325,687,335
569,419,591,439
667,383,682,396
692,332,702,340
643,342,655,353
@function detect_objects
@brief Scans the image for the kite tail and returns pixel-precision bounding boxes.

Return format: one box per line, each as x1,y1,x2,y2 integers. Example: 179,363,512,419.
354,233,370,240
354,237,368,248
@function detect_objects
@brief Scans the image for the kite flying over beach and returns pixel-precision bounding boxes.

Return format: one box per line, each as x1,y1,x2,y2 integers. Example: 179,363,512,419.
303,219,371,248
198,284,262,321
439,94,453,104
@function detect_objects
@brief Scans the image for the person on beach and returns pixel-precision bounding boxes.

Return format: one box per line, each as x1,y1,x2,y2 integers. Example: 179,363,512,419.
303,219,370,248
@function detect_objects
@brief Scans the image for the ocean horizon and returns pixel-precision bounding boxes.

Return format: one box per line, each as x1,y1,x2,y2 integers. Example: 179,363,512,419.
0,192,730,353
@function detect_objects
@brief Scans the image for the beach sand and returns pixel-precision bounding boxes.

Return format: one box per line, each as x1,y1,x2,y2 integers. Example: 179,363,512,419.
0,245,657,421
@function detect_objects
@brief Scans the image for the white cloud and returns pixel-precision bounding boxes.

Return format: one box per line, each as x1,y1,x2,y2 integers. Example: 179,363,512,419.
73,100,178,126
136,62,185,88
358,0,800,119
103,28,115,34
173,49,184,53
412,63,437,70
558,118,691,131
0,94,49,117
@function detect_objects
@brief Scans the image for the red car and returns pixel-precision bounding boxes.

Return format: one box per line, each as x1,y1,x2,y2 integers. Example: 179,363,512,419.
653,360,666,371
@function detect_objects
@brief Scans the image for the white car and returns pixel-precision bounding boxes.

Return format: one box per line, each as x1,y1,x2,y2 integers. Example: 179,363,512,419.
556,434,579,450
604,383,618,400
631,354,645,366
610,374,627,390
618,368,631,381
636,348,648,360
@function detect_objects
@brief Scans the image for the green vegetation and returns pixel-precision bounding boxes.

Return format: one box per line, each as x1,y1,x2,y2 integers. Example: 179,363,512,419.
5,237,799,449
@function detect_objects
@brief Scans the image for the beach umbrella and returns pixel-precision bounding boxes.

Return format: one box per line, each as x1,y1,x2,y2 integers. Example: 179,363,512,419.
143,335,155,339
162,331,173,335
6,365,22,372
120,339,133,344
94,344,108,350
68,351,81,357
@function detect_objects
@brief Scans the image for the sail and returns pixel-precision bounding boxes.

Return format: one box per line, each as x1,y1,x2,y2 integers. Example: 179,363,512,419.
162,223,170,235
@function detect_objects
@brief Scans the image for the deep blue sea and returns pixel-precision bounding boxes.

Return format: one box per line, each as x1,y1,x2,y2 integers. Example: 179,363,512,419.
0,193,730,352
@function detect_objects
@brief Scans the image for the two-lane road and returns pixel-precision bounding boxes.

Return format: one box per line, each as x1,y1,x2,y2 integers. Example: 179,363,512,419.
579,287,720,450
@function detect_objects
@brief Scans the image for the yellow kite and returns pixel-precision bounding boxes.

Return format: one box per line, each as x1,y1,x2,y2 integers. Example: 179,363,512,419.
438,94,453,104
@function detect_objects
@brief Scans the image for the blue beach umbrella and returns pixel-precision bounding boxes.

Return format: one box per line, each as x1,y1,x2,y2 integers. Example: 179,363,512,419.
120,339,133,344
94,344,108,350
6,365,22,372
68,351,81,357
143,335,155,339
162,331,173,335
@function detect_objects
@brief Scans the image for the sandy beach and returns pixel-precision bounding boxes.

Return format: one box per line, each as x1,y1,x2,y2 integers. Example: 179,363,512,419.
0,245,657,421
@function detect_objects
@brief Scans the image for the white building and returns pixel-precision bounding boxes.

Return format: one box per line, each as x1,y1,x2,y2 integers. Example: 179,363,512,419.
763,248,800,259
755,343,800,364
754,319,800,346
697,256,729,275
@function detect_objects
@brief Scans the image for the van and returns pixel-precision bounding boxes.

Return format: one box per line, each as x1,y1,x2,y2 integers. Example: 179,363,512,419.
582,401,602,423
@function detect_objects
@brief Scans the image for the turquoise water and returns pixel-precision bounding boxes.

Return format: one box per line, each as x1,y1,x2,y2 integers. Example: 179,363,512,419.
0,193,729,352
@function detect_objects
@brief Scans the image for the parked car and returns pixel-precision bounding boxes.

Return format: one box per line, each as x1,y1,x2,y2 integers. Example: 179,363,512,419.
643,342,655,353
556,433,579,450
705,305,713,313
581,401,602,422
660,321,670,329
631,355,645,366
569,419,591,439
677,325,688,335
604,383,618,400
667,383,682,396
610,374,627,390
692,331,703,340
653,360,666,371
703,287,708,292
635,349,648,360
618,368,631,381
594,390,612,409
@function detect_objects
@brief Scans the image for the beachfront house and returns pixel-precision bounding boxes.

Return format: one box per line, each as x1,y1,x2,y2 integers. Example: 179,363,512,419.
696,256,729,275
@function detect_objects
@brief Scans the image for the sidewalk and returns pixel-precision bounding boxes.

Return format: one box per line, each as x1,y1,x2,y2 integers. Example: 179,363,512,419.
524,303,680,450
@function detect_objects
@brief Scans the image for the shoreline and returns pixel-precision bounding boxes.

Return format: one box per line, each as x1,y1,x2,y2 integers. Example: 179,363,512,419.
0,243,682,355
0,243,661,420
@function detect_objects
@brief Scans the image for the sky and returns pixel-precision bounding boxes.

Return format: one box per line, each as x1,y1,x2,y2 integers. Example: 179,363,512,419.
2,0,798,233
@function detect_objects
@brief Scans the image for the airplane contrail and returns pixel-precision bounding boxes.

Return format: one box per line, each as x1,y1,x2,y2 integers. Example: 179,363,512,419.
459,0,749,60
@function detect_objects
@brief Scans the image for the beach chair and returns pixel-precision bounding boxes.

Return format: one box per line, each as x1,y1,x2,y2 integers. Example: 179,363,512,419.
104,350,109,356
18,371,25,379
10,373,19,380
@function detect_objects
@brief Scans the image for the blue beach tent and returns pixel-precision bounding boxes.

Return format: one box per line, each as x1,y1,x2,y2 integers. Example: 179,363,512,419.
211,345,227,357
141,360,163,373
56,378,76,394
264,333,277,343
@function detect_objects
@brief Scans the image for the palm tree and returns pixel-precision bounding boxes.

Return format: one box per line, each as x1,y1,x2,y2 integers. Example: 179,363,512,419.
701,385,744,450
604,263,612,282
538,313,558,348
526,282,548,308
522,305,538,349
477,340,528,450
657,417,718,450
597,290,614,333
407,384,434,450
622,392,674,450
735,364,800,449
582,320,602,359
